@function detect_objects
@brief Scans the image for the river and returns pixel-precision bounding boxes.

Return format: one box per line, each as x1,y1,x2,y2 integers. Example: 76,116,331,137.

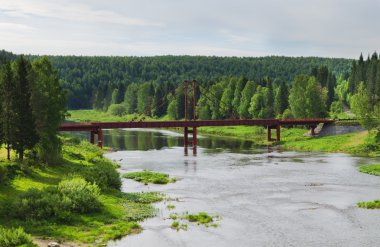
95,128,380,247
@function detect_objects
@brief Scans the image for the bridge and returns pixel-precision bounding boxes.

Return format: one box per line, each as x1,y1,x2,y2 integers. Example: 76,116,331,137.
59,80,335,152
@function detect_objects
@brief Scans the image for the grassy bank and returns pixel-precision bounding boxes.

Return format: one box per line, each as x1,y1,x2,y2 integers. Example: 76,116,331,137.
0,136,162,246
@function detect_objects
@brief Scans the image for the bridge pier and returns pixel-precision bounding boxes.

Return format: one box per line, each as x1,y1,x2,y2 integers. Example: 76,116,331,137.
90,131,95,144
267,125,281,142
97,128,103,148
184,127,197,155
309,125,317,136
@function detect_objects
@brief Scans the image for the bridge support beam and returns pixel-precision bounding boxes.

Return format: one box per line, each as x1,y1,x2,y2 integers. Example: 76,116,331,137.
90,131,95,144
276,124,281,142
310,125,317,136
97,128,103,148
267,125,281,142
184,127,189,147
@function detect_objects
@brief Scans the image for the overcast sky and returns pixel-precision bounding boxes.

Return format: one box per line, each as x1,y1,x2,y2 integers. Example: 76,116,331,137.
0,0,378,58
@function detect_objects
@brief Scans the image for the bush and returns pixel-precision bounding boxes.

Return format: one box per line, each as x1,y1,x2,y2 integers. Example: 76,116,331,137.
58,177,101,213
84,159,121,190
108,104,127,116
12,177,102,220
0,227,35,247
12,187,72,221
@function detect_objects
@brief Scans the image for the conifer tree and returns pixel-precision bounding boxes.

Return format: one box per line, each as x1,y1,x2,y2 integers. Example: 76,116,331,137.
0,63,14,160
12,56,38,160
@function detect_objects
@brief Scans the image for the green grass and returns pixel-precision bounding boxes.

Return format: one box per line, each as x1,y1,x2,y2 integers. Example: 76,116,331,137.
359,164,380,176
358,200,380,209
282,131,368,153
0,137,162,246
122,170,176,185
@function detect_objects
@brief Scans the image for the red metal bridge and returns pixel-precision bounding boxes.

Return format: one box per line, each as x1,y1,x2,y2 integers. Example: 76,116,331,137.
59,80,335,151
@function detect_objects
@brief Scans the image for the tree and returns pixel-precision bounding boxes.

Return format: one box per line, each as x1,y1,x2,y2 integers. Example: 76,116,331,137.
289,75,309,118
0,63,14,160
124,83,138,114
274,80,289,117
305,77,325,118
264,79,274,118
248,86,266,118
219,78,236,118
232,76,247,116
350,82,374,129
12,56,39,160
31,57,67,164
238,80,256,118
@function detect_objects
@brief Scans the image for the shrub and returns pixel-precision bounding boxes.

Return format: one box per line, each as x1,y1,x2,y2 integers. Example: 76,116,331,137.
84,159,121,190
0,227,36,247
12,177,102,220
108,104,127,116
12,187,72,221
58,177,101,213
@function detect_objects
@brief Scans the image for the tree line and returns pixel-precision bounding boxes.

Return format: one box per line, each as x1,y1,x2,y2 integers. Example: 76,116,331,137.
110,65,337,120
32,54,351,110
0,56,66,163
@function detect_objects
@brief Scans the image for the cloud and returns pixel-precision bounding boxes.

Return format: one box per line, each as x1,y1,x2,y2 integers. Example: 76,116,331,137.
0,0,378,58
0,0,164,27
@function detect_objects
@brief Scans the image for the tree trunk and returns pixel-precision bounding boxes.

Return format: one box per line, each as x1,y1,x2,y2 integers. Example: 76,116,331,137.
19,149,24,161
7,143,10,160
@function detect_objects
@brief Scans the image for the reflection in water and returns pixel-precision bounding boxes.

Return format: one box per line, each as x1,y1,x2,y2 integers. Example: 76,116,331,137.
70,128,262,153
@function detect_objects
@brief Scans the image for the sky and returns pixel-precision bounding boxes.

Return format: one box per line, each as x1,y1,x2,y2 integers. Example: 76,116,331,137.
0,0,379,58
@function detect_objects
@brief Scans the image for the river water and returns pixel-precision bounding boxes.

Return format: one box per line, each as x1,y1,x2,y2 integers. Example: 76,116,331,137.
98,129,380,247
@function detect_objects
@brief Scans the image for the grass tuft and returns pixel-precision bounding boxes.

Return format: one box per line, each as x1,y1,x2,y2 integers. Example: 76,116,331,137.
122,170,176,185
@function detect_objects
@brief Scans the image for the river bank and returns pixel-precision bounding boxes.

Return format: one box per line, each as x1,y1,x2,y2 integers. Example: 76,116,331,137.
0,135,162,246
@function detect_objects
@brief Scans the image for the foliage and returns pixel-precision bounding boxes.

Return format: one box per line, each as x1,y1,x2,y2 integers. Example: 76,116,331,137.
358,200,380,209
57,177,101,213
122,170,176,185
108,104,127,116
186,212,213,224
289,75,327,118
0,56,66,162
359,164,380,176
83,158,122,190
0,227,36,247
12,177,101,221
0,140,162,245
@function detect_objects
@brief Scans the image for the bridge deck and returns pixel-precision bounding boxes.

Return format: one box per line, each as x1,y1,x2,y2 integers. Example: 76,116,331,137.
59,119,334,131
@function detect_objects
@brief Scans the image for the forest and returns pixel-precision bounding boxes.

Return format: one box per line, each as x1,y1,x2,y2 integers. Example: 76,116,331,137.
0,51,350,110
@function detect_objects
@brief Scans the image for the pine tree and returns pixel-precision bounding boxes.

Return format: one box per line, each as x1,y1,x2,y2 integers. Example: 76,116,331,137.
0,63,15,160
12,56,38,160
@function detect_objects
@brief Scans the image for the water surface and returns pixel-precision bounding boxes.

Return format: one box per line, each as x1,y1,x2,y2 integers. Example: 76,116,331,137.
98,129,380,247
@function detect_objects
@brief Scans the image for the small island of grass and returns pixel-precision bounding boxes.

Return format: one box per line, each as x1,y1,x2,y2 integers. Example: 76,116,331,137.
359,164,380,176
122,170,177,185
